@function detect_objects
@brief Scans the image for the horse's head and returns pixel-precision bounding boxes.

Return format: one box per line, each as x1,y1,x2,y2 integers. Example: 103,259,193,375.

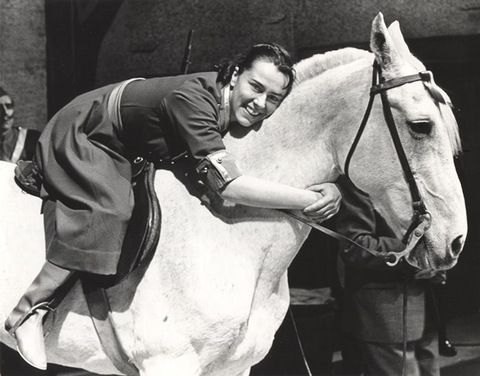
347,13,467,270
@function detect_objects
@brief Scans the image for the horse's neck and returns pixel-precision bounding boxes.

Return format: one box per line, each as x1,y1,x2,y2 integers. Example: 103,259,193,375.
224,58,374,186
322,60,376,175
223,120,324,186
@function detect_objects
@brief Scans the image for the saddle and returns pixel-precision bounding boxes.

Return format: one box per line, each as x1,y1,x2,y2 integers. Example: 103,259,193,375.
114,157,161,284
85,156,162,288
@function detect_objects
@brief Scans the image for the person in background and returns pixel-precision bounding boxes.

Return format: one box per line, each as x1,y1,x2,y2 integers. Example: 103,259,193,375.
5,42,342,371
0,86,40,163
335,175,442,376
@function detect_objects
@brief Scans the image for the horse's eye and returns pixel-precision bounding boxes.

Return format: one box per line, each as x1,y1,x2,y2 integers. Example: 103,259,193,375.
407,120,433,136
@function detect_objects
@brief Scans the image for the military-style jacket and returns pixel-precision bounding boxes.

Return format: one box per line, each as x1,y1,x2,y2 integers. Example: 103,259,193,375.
35,73,241,275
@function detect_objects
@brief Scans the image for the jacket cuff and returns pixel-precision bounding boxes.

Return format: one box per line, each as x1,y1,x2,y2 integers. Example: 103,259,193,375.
196,150,241,192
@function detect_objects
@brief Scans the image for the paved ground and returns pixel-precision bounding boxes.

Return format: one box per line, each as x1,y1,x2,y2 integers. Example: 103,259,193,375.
2,311,480,375
438,312,480,376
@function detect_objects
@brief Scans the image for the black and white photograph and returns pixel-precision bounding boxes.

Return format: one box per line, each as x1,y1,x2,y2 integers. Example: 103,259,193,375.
1,1,479,375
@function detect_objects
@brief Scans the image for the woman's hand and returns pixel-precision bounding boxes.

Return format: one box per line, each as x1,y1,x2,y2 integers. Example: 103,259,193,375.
302,183,342,222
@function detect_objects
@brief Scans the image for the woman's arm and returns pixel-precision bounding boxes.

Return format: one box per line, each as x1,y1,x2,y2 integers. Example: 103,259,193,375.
219,175,341,222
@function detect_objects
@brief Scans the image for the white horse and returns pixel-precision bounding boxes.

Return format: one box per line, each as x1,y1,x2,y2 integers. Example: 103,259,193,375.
0,13,467,376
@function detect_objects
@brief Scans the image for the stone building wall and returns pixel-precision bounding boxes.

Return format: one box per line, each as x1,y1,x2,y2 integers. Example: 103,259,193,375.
96,0,296,86
0,0,47,131
96,0,480,86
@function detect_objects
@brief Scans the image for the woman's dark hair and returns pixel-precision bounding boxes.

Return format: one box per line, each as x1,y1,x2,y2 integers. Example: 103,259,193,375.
216,42,296,96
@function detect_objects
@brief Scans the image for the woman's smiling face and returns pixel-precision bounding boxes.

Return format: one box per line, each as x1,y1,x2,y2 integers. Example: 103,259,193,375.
229,60,289,127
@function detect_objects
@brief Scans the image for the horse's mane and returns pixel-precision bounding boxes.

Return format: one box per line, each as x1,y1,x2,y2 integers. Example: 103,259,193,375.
293,47,372,87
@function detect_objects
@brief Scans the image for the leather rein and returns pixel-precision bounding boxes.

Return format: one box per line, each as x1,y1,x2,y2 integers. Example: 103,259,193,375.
286,61,447,267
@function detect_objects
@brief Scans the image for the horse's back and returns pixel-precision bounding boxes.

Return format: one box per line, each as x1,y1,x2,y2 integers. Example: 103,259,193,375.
0,161,44,291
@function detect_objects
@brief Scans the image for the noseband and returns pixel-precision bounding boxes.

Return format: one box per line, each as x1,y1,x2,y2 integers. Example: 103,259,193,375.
344,61,448,266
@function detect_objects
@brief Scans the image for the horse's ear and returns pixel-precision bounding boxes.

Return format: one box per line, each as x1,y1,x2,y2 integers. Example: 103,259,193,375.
370,12,401,72
388,20,426,71
387,21,411,59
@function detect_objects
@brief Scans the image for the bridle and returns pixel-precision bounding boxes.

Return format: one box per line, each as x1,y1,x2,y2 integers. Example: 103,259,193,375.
345,60,441,265
286,60,448,267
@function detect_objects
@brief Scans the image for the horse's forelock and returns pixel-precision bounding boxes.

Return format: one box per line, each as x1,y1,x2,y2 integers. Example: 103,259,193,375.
440,102,462,156
293,48,372,87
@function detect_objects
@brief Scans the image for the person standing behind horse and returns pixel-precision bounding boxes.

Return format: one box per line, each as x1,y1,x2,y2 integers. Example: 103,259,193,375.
5,42,342,371
335,175,442,376
0,86,40,163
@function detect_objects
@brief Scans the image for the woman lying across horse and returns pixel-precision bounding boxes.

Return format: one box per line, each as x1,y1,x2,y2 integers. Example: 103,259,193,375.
5,42,341,370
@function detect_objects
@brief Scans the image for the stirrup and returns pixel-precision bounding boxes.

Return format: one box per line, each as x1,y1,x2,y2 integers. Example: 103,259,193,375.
8,302,54,338
15,308,49,370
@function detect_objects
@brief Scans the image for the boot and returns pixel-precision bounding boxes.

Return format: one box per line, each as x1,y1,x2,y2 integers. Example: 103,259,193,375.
439,336,458,357
5,261,76,370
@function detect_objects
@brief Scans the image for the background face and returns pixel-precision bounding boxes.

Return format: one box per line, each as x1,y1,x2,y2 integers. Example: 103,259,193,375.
0,95,14,130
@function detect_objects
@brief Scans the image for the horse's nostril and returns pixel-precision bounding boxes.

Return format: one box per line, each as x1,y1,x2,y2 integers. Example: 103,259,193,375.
451,236,464,257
